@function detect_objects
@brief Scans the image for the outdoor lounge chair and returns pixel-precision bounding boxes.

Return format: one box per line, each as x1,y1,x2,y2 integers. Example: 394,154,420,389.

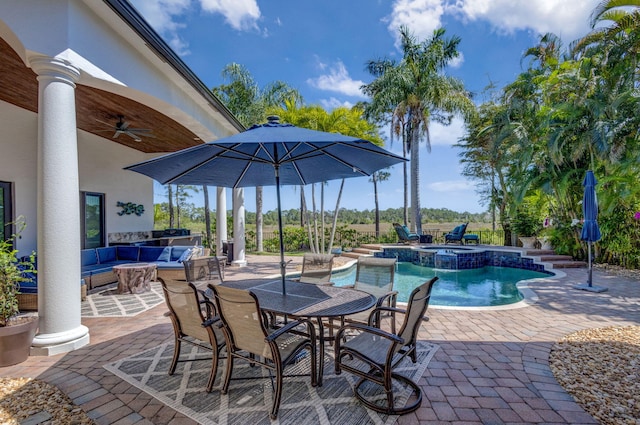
159,278,226,393
444,222,468,245
393,222,420,244
209,284,318,420
334,276,438,415
298,253,334,284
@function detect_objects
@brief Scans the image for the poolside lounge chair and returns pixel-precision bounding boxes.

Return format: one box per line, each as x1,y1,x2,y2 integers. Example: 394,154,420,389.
334,276,438,414
393,223,420,244
444,223,468,245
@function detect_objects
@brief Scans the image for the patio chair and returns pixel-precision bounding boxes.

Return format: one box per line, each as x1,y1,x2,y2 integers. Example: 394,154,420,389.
444,222,468,245
209,284,317,420
334,276,438,415
298,253,334,284
393,222,420,244
159,277,226,393
340,257,398,333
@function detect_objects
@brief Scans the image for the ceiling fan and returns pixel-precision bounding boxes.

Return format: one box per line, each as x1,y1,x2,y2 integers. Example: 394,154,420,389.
94,115,155,142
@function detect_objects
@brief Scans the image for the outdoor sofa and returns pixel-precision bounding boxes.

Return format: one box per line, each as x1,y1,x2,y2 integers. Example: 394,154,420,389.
81,245,205,290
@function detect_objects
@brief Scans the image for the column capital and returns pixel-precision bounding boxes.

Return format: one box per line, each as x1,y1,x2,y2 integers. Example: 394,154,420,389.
29,55,81,85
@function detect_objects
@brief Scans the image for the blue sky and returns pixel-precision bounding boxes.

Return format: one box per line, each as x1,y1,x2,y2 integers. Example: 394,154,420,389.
131,0,600,214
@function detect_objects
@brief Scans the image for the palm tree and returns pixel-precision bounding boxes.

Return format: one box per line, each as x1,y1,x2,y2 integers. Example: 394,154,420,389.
363,26,475,235
212,63,301,252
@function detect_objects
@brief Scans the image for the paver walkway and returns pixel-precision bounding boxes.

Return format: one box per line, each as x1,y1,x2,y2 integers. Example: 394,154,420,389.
1,253,638,424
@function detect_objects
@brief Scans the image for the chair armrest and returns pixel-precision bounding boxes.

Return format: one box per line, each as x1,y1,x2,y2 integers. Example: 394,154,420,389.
335,322,404,345
202,315,221,327
375,290,398,307
367,305,406,326
265,317,316,342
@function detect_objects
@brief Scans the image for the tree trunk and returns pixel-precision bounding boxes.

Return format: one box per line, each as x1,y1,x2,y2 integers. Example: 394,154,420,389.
402,134,409,227
328,179,345,252
256,186,263,252
373,174,380,238
311,184,319,253
320,183,325,253
168,185,174,228
203,185,212,250
410,128,422,235
301,187,314,252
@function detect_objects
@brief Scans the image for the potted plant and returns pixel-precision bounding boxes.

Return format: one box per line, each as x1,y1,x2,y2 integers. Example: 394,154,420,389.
512,208,542,249
0,218,38,366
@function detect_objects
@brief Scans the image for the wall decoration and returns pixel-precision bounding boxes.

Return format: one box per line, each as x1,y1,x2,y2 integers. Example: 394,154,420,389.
117,201,144,216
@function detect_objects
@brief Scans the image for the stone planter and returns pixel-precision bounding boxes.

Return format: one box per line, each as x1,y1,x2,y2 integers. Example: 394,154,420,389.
518,236,538,249
0,316,38,366
539,236,553,250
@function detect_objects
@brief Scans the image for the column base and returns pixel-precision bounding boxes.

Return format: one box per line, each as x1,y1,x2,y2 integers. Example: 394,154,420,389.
31,325,90,356
231,259,247,267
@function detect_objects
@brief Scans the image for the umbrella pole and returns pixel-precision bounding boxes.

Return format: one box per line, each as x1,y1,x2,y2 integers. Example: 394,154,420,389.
588,242,593,288
275,166,287,295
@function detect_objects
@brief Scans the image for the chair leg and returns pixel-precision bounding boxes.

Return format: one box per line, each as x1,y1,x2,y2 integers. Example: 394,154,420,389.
168,338,181,375
270,363,284,420
206,347,219,392
353,373,423,415
221,354,233,394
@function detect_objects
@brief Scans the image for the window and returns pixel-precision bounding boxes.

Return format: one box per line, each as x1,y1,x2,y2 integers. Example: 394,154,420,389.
0,182,13,242
81,192,105,249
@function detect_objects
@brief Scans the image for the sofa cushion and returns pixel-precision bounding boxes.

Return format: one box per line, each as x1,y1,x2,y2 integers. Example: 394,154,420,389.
116,246,139,262
139,246,169,262
154,261,184,269
170,246,190,262
96,247,117,264
81,249,98,267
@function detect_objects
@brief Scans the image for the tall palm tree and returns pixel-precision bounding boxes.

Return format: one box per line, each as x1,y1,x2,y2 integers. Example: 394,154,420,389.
212,63,301,252
363,26,475,234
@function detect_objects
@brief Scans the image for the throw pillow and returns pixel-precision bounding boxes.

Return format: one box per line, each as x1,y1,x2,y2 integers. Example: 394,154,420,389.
177,247,195,263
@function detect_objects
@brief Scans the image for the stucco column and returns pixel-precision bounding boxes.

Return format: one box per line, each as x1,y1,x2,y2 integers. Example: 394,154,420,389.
215,187,226,256
29,56,89,355
231,188,246,266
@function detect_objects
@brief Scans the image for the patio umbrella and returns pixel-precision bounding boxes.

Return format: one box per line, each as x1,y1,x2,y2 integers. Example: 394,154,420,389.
124,116,407,294
574,170,607,292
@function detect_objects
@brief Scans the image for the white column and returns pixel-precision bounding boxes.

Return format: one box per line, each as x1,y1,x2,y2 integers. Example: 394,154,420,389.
215,187,226,256
29,56,89,355
231,188,247,266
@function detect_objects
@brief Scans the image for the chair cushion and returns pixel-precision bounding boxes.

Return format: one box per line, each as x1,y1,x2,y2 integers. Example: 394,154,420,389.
96,247,117,263
116,246,139,261
81,249,98,267
139,246,169,262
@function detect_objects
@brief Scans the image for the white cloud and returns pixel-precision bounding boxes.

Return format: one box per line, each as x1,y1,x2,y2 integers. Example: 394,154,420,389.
449,0,598,42
429,117,465,146
386,0,446,47
199,0,261,31
307,61,366,98
130,0,192,55
427,179,475,192
131,0,262,55
449,51,464,68
320,97,355,110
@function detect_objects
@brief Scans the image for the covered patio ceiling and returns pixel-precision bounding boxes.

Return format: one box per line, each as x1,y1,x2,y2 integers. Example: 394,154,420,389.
0,37,216,154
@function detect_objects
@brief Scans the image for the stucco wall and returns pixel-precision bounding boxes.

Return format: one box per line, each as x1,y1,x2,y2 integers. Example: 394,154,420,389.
0,100,156,255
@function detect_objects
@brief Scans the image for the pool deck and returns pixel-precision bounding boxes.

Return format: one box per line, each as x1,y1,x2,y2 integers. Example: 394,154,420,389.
2,251,639,424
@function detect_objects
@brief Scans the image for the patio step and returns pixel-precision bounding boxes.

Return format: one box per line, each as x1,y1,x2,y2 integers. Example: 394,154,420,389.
341,247,378,259
524,250,587,268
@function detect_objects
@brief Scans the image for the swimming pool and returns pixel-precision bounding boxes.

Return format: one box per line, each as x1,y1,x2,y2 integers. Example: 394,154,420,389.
329,262,549,307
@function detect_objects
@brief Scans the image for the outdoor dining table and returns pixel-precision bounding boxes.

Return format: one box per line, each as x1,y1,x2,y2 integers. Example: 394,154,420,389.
218,278,377,386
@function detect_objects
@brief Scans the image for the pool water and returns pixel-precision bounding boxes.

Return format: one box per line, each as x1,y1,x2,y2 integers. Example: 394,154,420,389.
331,262,549,307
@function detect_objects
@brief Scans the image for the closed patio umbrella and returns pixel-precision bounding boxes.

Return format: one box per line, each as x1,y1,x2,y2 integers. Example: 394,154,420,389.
574,170,607,292
125,116,407,294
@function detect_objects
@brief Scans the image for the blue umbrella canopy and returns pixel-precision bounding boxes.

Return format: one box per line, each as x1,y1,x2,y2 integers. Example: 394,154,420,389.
580,170,601,243
125,117,407,294
125,118,406,187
